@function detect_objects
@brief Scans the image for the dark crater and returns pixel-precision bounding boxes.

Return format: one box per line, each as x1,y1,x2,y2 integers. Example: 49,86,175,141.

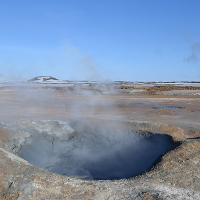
19,121,180,180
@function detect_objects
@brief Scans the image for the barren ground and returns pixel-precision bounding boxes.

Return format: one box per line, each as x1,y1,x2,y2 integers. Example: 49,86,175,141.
0,81,200,199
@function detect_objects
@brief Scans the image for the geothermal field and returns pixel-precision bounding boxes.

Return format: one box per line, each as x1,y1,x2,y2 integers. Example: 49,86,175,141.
0,76,200,199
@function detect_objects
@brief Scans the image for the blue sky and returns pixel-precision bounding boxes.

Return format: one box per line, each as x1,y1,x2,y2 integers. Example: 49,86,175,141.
0,0,200,81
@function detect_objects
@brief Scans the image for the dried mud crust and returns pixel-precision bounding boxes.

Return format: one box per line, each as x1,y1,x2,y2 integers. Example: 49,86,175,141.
145,139,200,191
134,85,200,92
127,120,200,141
159,85,200,91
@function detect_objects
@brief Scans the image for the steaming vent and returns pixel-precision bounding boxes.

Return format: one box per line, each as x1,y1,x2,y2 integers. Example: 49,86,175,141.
10,120,179,180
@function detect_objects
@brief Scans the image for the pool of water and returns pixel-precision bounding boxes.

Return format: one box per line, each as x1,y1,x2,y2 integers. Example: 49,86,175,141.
152,105,183,109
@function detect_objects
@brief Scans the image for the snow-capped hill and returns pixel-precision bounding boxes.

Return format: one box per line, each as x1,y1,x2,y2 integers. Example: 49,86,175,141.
28,76,58,83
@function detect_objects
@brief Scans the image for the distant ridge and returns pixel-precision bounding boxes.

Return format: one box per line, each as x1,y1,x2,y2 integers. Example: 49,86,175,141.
28,76,58,82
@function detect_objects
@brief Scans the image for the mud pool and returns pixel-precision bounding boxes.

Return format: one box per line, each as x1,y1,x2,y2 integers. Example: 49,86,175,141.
17,120,179,180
